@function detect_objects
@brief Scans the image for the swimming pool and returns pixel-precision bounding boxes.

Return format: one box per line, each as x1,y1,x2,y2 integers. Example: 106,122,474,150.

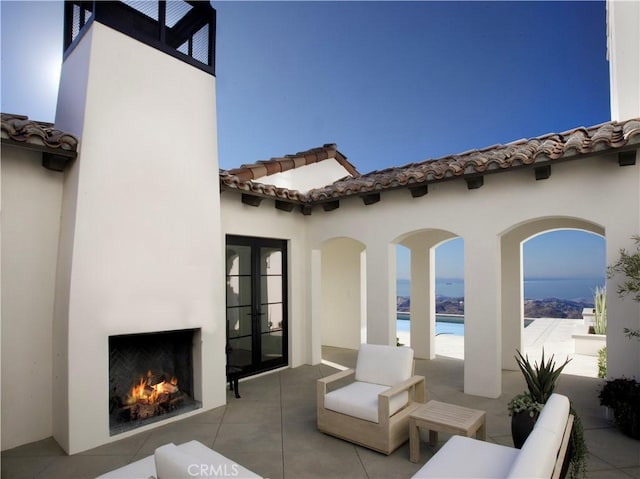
397,313,464,336
396,313,532,337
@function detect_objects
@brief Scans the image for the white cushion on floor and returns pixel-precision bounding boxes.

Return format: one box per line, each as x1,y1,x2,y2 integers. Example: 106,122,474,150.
355,344,414,386
324,381,409,423
411,435,519,478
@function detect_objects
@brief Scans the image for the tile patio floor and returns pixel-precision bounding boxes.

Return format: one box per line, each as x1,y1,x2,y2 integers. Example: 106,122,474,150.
2,341,639,479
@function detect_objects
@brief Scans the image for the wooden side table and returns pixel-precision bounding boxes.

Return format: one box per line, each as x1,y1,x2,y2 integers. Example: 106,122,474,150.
409,400,486,463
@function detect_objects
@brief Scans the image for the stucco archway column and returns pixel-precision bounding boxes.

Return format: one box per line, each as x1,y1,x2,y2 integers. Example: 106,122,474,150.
501,232,523,370
310,249,322,365
366,241,396,346
409,247,433,359
464,232,502,398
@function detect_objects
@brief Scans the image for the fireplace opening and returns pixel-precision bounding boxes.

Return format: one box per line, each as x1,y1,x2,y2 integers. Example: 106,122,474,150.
109,329,201,436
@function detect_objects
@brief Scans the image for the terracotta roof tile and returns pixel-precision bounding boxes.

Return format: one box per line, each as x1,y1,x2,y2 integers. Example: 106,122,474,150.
223,143,358,182
1,113,78,155
220,118,640,208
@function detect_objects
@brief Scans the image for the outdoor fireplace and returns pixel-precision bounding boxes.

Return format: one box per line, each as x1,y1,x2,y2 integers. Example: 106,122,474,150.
109,329,201,435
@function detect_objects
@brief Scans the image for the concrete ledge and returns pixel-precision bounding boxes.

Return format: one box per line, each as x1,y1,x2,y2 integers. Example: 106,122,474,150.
572,332,606,356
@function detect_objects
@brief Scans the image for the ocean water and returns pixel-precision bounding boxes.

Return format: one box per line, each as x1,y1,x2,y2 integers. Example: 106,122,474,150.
397,277,604,301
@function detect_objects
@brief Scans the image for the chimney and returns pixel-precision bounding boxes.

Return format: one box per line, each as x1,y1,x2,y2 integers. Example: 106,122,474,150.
52,1,225,453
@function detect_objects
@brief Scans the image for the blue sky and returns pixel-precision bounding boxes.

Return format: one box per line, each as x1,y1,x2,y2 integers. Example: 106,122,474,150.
1,1,609,280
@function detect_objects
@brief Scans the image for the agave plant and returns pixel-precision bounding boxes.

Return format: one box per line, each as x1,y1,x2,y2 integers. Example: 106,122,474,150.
514,349,572,404
593,286,607,335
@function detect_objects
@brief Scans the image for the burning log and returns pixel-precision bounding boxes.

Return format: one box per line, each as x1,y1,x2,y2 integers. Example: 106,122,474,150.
118,371,184,421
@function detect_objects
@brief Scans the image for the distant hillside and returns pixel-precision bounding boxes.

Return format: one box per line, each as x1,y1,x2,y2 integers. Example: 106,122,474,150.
397,296,593,319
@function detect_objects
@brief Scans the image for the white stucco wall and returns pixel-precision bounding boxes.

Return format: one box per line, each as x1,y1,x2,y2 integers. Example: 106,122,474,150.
608,0,640,121
1,148,63,450
52,22,222,454
261,158,352,192
306,153,640,397
320,238,365,350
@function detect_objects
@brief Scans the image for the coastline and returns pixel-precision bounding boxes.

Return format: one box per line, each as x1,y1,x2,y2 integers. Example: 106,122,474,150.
396,295,593,319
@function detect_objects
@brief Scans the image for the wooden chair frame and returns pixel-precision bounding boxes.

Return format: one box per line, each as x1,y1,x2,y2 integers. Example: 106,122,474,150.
317,362,426,455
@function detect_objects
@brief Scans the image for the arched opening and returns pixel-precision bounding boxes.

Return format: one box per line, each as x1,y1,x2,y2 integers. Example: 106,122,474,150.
395,229,462,360
500,218,605,374
520,229,605,377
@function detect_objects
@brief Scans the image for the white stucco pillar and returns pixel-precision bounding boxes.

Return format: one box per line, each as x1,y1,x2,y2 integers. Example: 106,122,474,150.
606,224,640,379
464,233,501,398
366,242,396,345
310,249,322,364
409,246,435,359
608,0,640,121
501,232,523,370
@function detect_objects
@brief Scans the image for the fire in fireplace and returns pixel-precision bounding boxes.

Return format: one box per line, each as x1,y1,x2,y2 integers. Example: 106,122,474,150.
109,329,201,435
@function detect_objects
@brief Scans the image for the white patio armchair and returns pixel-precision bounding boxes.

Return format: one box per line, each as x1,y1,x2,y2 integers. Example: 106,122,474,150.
317,343,426,454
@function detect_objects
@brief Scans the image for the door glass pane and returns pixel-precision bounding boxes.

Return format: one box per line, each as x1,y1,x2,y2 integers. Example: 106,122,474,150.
261,304,283,332
226,276,251,305
261,332,282,361
227,306,252,337
227,337,252,368
226,245,251,275
260,275,282,304
260,248,282,275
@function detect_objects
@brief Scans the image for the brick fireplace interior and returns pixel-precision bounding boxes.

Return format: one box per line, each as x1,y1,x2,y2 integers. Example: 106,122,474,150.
108,329,201,436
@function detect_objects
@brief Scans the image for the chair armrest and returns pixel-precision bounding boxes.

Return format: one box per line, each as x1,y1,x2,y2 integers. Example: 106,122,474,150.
380,375,426,403
317,368,354,387
316,368,355,409
377,375,426,422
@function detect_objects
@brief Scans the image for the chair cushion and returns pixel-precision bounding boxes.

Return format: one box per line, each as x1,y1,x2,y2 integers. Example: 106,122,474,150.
324,381,409,423
411,435,519,478
533,393,569,454
506,427,558,479
355,344,414,386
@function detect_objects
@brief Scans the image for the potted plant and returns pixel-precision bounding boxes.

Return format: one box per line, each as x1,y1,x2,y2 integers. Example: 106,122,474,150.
599,378,640,439
507,392,543,448
509,349,571,447
510,349,587,478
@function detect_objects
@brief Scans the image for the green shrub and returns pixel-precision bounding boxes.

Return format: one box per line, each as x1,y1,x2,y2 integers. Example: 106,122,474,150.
597,347,607,378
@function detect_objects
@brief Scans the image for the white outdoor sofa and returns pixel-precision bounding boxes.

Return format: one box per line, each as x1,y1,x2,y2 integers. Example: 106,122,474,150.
96,440,262,479
411,393,574,479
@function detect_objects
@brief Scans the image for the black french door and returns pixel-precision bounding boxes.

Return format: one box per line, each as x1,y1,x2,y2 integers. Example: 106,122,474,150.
225,235,288,376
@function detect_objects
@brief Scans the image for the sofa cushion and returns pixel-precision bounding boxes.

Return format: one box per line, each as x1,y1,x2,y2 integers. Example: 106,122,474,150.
154,443,200,478
95,455,156,478
411,435,519,478
324,381,409,423
507,427,558,479
178,440,261,478
534,393,570,454
355,344,413,386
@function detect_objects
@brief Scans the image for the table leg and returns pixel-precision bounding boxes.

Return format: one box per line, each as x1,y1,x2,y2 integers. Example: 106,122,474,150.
410,419,420,463
476,419,486,440
428,430,438,446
